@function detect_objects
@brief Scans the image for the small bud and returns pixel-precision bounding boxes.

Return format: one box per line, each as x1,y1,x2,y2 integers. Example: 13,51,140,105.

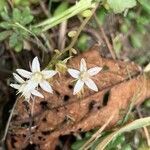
68,30,77,38
54,49,61,54
56,61,67,74
71,48,77,54
103,2,110,10
81,9,92,18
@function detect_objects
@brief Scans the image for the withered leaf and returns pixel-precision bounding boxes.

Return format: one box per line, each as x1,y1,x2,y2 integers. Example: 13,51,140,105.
6,46,150,150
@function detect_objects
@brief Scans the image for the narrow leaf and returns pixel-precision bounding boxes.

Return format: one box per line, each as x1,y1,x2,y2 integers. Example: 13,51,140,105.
96,117,150,150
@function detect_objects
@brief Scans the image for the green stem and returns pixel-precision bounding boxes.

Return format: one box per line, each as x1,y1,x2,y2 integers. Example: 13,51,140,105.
47,3,99,68
34,0,95,32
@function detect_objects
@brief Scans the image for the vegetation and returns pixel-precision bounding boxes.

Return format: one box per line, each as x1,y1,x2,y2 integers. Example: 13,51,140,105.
0,0,150,149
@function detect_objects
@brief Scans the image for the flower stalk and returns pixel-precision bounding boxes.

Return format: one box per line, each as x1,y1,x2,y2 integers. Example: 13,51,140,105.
34,0,95,32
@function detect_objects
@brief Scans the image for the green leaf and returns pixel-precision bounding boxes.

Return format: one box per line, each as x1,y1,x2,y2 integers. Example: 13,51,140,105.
97,8,107,25
107,0,137,13
1,10,10,21
0,31,12,41
113,35,122,56
130,33,142,49
71,139,89,150
13,0,39,6
9,33,18,48
31,27,41,35
138,0,150,15
21,7,34,25
95,117,150,150
122,144,132,150
54,1,69,16
13,8,22,22
144,99,150,108
0,0,6,12
77,34,90,52
14,42,23,52
14,0,29,6
137,15,150,26
106,134,125,149
120,23,129,33
0,22,12,29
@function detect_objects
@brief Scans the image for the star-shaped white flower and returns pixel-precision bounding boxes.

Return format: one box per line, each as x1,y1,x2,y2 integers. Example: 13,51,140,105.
16,57,57,94
10,73,44,100
68,58,102,95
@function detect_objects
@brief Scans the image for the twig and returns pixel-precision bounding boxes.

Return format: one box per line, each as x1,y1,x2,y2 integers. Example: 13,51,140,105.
121,73,146,124
47,3,99,68
39,0,50,17
83,27,103,45
58,21,67,50
94,15,116,60
8,48,20,68
41,33,53,52
121,86,142,124
136,106,150,147
80,112,115,150
7,0,13,9
0,99,18,143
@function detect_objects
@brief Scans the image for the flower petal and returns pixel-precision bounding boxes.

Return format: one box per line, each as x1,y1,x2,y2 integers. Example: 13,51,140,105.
22,92,31,100
10,84,20,89
73,79,84,95
80,58,87,72
68,69,80,79
16,69,32,79
87,67,102,76
13,73,25,83
84,78,98,92
23,81,38,93
31,57,40,72
31,90,44,98
42,70,57,79
40,81,53,93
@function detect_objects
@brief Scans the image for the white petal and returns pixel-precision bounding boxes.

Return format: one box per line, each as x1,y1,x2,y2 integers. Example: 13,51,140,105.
13,73,25,83
40,81,53,93
87,67,102,76
22,92,31,100
42,70,57,79
10,84,20,89
84,78,98,92
16,69,32,79
31,57,40,72
80,58,87,72
73,79,84,95
24,81,38,93
31,89,44,98
68,69,80,79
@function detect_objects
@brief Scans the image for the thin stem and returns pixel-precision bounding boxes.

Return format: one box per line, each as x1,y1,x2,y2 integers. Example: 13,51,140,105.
0,99,18,143
34,0,95,31
80,112,115,150
47,3,99,68
94,15,117,60
136,106,150,147
14,22,48,52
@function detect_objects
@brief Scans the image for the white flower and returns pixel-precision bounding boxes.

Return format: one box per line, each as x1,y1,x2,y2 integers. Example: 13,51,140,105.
10,73,43,100
16,57,57,93
68,58,102,95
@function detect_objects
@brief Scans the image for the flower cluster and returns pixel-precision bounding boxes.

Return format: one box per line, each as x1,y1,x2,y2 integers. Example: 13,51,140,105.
10,57,57,101
68,58,102,95
11,57,102,101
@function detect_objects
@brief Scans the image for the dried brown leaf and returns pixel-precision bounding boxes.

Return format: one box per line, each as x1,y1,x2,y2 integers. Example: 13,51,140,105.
6,46,150,150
